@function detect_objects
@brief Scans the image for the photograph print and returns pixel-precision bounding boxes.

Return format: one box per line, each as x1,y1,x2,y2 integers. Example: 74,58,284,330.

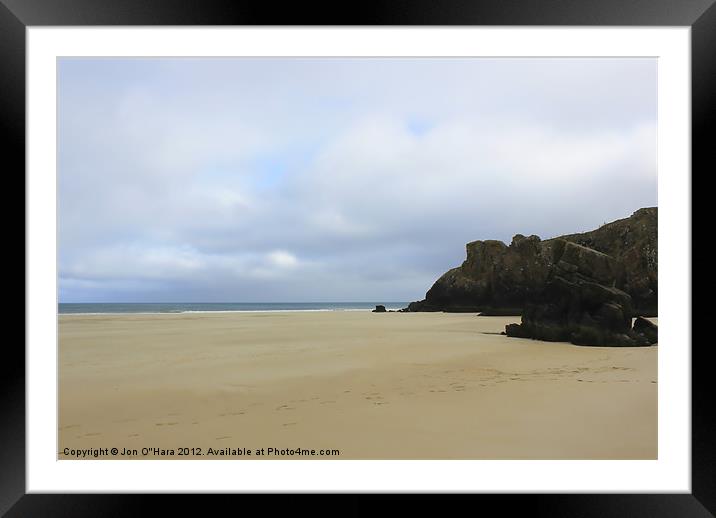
58,56,658,460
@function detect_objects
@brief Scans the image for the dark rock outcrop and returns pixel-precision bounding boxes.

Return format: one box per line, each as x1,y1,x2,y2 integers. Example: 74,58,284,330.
372,305,387,313
404,208,657,316
633,316,658,344
558,207,657,315
504,242,652,347
477,307,525,316
408,234,558,313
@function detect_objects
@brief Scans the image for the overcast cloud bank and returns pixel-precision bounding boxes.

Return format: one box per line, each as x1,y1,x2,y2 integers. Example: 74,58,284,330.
58,58,657,302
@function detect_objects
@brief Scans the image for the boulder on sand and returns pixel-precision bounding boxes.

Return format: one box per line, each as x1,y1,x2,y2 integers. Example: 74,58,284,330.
632,316,658,344
372,305,387,313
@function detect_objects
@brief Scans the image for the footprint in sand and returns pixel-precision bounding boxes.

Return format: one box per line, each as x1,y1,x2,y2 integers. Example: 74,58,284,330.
276,404,295,411
128,434,140,438
216,436,231,440
283,422,297,426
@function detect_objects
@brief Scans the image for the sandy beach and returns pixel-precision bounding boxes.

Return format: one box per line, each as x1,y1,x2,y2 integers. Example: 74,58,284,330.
58,311,657,460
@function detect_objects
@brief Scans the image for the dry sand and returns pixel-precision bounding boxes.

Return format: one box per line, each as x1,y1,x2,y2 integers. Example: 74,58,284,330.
58,312,657,460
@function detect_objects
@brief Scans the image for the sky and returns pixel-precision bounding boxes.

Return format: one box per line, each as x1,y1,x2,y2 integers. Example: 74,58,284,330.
58,57,657,303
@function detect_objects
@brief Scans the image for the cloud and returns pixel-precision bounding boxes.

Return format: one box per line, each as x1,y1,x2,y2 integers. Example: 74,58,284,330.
58,58,657,302
267,250,299,269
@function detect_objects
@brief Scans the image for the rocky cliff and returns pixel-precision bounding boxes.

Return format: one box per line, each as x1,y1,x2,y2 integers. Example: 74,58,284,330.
405,207,657,316
557,207,657,314
504,241,655,346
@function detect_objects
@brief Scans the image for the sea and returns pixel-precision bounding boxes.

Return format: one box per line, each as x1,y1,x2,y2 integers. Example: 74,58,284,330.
58,302,410,315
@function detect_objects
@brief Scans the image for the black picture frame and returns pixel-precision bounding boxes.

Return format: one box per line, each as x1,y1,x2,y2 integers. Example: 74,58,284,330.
5,0,710,515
